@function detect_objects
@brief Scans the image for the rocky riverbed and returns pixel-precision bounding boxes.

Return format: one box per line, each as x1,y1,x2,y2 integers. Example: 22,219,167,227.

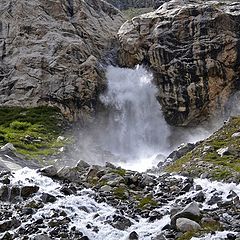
0,160,239,240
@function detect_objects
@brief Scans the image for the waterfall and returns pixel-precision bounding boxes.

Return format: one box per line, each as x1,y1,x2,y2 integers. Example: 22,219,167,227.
95,65,170,170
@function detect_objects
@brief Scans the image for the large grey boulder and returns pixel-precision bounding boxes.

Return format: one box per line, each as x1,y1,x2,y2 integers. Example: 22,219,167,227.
176,218,201,232
0,0,124,122
171,202,201,227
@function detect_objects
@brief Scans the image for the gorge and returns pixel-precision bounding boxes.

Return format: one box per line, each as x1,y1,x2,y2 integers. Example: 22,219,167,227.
0,0,240,240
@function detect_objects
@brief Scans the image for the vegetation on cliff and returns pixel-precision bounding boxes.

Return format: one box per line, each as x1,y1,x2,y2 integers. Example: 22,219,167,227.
165,117,240,183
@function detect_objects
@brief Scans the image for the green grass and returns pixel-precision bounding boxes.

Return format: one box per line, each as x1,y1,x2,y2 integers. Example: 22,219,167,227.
113,187,127,200
112,168,126,177
137,196,157,209
177,221,222,240
165,116,240,182
0,106,70,161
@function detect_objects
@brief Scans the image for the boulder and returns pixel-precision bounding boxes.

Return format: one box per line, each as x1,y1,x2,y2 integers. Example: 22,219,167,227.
0,218,21,233
0,0,124,122
192,191,205,203
40,193,57,203
99,185,112,193
21,186,39,198
166,143,195,162
110,215,132,230
0,143,16,152
171,202,201,227
129,231,139,240
118,0,240,126
176,218,201,232
0,185,10,201
33,235,51,240
39,165,58,178
231,132,240,138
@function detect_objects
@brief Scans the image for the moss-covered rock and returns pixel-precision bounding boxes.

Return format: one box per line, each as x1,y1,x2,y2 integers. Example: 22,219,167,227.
165,117,240,183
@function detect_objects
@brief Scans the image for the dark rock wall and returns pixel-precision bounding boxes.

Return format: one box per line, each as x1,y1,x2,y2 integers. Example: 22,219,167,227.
118,0,240,126
105,0,163,10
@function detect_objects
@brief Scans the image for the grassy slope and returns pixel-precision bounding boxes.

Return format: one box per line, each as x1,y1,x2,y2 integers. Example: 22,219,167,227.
0,106,70,162
165,117,240,182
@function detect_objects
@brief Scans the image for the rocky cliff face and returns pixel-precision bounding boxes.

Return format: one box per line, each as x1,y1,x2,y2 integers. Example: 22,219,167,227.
0,0,123,122
118,0,240,126
106,0,162,10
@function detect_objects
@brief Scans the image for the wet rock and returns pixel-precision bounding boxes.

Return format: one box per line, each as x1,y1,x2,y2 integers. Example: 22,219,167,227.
1,232,13,240
21,186,39,198
22,208,34,215
192,191,205,203
79,237,89,240
60,186,76,196
39,165,58,178
164,143,195,163
105,0,161,10
40,193,57,203
227,190,238,199
207,194,222,205
0,185,10,201
180,183,192,193
153,233,167,240
149,211,163,222
57,167,82,183
86,166,100,180
195,185,203,191
110,215,132,230
0,218,21,233
9,186,21,202
76,160,90,169
176,218,201,233
140,174,156,187
105,162,117,169
32,234,51,240
129,231,139,240
227,233,236,240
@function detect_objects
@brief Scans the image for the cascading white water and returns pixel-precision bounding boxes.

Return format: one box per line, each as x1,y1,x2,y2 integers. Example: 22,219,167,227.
97,65,170,170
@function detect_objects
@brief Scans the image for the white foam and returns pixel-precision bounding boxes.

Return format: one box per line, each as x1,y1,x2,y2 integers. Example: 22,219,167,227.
6,167,240,240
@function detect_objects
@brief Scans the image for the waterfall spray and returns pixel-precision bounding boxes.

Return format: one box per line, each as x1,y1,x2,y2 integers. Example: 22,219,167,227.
96,65,170,170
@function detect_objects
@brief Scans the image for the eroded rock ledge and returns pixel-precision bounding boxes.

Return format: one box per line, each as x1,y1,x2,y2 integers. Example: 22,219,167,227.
118,0,240,126
0,0,124,122
105,0,163,10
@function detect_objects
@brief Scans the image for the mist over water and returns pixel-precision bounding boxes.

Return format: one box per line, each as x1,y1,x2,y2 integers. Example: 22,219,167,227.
99,66,170,166
75,65,215,171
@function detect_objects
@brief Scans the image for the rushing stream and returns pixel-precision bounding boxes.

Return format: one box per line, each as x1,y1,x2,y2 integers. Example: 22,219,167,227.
2,168,239,240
